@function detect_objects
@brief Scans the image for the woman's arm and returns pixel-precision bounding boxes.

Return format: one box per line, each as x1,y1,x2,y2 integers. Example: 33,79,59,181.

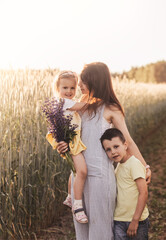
104,106,151,183
111,109,147,165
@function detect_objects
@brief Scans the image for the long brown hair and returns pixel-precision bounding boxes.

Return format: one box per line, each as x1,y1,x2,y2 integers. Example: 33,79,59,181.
80,62,124,115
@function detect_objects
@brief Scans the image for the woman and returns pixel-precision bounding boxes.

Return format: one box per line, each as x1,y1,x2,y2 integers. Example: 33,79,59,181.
58,62,151,240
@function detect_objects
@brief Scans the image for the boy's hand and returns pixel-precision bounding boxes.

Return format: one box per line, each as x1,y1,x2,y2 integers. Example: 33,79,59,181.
127,219,138,237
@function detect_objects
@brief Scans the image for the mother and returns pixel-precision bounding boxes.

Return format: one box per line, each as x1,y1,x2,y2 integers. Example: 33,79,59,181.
58,62,151,240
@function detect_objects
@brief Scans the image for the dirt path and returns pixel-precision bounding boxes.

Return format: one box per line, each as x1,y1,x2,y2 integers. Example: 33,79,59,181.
139,122,166,240
37,122,166,240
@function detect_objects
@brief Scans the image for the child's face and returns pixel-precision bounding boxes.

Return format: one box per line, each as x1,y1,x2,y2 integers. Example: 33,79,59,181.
102,137,128,163
58,78,77,99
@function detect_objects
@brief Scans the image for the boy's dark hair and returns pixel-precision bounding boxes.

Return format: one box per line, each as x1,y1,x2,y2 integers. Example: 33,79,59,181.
100,128,126,148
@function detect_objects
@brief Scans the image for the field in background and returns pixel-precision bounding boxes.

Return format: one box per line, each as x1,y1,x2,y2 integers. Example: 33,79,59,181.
113,78,166,142
0,69,166,239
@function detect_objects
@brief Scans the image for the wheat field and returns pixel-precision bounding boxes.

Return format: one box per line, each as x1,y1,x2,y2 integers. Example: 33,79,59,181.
0,69,166,239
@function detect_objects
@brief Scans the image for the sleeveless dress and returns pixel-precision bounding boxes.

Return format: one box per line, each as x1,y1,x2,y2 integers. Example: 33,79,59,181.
71,104,117,240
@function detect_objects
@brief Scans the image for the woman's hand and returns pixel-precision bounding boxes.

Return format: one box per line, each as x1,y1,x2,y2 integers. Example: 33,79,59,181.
57,141,69,154
146,168,151,184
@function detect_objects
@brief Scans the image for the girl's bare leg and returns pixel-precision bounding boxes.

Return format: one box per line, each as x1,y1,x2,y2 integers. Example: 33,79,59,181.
72,153,87,200
63,173,72,208
72,153,88,223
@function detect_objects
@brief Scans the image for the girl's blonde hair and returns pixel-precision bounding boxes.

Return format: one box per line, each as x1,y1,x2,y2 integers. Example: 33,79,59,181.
54,71,78,94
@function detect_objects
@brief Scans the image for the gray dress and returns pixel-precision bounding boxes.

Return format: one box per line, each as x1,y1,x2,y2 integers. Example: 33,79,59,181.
71,105,117,240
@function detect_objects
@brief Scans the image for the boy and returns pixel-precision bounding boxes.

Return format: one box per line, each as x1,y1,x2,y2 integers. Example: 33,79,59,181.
100,128,149,240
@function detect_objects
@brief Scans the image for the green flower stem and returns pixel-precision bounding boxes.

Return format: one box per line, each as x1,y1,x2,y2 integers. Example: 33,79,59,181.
64,151,76,174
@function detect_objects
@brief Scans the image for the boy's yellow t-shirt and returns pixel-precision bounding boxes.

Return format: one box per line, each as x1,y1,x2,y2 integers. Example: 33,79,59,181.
114,155,149,222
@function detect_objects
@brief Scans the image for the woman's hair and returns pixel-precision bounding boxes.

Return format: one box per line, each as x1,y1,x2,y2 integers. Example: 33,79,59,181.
54,70,78,92
80,62,124,115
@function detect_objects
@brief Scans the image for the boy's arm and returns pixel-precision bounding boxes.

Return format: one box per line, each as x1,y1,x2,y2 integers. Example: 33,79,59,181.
127,178,148,237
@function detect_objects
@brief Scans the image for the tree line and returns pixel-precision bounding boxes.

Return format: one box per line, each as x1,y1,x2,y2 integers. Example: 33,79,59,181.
112,60,166,83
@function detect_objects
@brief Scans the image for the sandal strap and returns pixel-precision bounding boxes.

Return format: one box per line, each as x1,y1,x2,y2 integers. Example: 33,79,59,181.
73,207,84,214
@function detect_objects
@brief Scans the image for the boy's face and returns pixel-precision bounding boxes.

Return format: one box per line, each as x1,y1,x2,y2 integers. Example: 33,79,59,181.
102,137,128,163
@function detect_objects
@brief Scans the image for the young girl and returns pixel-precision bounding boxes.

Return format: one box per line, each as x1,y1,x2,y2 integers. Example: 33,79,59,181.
46,71,88,224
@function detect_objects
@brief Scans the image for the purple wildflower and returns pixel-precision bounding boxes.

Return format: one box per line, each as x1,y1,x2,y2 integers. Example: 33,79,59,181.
41,98,78,172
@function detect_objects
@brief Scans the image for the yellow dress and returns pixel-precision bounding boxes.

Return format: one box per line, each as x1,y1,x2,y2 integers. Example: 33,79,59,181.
46,98,86,155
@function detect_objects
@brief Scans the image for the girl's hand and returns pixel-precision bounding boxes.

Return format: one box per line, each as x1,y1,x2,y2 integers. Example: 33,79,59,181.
127,219,138,237
146,168,151,184
57,141,69,154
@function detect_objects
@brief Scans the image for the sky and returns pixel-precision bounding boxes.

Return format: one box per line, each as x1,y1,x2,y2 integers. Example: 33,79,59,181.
0,0,166,73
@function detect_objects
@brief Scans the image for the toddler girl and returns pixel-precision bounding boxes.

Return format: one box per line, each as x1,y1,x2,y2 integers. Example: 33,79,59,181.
46,71,88,224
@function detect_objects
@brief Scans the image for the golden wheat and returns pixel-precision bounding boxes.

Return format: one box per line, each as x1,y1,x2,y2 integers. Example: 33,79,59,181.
0,69,166,239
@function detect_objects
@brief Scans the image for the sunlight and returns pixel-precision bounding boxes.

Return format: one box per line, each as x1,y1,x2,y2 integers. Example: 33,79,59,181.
0,0,165,72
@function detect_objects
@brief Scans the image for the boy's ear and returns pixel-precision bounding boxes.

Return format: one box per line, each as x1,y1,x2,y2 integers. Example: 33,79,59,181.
124,141,128,150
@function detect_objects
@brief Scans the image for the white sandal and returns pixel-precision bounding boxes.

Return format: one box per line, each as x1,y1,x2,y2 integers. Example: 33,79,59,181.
72,207,88,224
63,196,72,208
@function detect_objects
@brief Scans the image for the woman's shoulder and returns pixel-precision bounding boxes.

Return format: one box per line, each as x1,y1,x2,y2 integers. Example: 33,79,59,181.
105,103,123,114
104,104,123,123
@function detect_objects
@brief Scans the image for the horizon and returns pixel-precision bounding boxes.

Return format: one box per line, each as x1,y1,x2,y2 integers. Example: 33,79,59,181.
0,59,165,74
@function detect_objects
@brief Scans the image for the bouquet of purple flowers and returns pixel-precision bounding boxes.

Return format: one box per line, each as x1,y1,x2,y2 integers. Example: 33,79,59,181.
42,97,78,172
